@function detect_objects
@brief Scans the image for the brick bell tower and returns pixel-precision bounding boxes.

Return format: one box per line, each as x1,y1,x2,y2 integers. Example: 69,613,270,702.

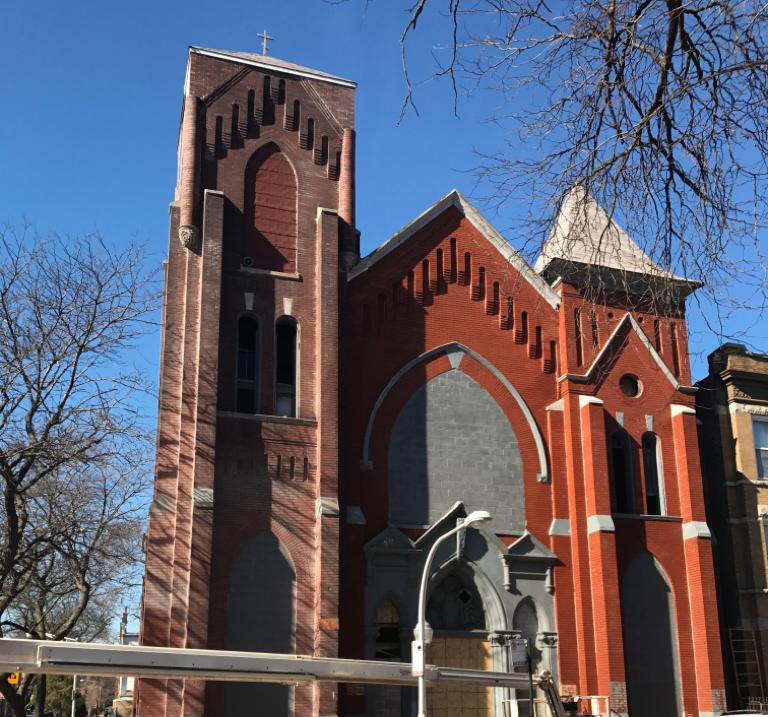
137,46,357,717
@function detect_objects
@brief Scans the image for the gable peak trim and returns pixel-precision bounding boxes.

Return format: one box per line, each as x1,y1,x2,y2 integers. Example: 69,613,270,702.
348,190,560,309
559,312,696,393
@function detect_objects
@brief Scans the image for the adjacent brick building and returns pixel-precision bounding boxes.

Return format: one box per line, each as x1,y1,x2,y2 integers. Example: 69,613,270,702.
698,344,768,709
137,47,726,717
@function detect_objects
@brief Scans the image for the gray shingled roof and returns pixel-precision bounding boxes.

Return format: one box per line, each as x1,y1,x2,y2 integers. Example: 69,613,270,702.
190,46,356,87
534,186,684,279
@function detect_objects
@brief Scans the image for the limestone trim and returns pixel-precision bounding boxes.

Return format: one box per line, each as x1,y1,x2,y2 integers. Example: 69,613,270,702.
548,519,571,537
671,403,696,417
347,190,561,310
682,521,712,540
316,497,340,518
192,488,214,510
359,342,549,482
546,398,564,412
586,514,616,534
238,266,303,281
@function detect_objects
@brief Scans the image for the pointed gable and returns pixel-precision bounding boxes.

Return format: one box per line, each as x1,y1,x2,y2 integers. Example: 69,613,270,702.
349,190,560,309
564,312,697,393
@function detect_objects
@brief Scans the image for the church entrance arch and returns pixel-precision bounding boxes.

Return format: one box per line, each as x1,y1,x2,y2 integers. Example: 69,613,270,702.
621,551,681,717
424,561,499,717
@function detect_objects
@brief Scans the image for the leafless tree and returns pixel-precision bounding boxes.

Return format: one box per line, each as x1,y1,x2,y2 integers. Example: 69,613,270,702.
390,0,768,333
0,226,155,717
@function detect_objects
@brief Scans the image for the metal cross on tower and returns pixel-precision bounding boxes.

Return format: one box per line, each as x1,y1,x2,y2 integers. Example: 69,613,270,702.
258,29,273,55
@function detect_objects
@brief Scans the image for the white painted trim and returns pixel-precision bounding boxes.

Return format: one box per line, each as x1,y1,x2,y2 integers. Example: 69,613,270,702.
586,514,616,534
359,342,549,481
671,404,696,417
579,395,604,408
682,521,711,539
548,519,571,537
190,47,357,88
347,190,561,310
545,399,564,412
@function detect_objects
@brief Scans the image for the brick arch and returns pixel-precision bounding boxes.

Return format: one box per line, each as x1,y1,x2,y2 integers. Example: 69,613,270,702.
361,342,548,481
243,142,298,272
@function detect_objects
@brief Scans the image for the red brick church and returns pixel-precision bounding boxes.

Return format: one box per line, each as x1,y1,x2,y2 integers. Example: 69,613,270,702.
137,46,726,717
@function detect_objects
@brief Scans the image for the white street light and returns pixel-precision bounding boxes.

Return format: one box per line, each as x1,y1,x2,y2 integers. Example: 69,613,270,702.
412,510,492,717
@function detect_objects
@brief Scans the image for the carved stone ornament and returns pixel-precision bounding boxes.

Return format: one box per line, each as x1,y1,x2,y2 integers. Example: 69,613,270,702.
179,225,198,249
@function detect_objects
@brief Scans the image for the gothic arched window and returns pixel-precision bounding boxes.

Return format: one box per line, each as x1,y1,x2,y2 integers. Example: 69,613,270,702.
275,318,297,417
642,432,665,515
611,430,635,514
236,316,259,414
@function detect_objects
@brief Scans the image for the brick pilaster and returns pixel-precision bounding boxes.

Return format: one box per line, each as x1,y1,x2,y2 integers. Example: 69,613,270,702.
579,395,627,710
672,404,726,715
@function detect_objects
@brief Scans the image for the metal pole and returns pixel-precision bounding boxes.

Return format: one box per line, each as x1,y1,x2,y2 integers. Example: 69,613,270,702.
527,645,534,717
414,522,466,717
70,674,77,717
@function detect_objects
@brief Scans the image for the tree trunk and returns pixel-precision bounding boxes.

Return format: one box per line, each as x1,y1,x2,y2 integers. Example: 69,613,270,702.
35,674,46,717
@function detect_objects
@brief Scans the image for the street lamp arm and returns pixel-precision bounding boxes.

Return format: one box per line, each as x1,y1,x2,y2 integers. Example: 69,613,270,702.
415,522,464,642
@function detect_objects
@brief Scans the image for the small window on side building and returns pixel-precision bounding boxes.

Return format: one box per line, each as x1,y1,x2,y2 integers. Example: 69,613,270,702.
753,418,768,478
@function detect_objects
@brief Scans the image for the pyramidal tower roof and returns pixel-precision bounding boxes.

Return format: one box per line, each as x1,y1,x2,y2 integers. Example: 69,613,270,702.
534,186,692,285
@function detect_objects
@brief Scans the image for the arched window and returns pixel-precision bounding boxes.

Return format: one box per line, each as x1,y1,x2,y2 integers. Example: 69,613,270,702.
642,432,665,515
275,318,297,417
611,430,635,513
236,316,259,414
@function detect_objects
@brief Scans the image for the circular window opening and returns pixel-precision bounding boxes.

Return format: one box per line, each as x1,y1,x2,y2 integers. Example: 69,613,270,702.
619,374,642,397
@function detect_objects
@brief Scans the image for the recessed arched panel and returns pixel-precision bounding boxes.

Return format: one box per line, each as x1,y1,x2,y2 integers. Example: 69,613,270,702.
244,144,297,272
621,552,681,717
388,370,524,532
223,531,295,715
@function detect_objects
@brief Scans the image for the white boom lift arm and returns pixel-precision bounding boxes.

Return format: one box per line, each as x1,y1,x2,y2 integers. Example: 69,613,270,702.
0,638,566,717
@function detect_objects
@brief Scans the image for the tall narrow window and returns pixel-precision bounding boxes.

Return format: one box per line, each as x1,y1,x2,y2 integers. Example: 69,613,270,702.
611,430,635,513
753,418,768,479
275,318,297,417
237,317,259,414
642,432,664,515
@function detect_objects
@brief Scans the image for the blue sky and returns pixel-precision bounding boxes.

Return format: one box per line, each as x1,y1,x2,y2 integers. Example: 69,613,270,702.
1,0,765,385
